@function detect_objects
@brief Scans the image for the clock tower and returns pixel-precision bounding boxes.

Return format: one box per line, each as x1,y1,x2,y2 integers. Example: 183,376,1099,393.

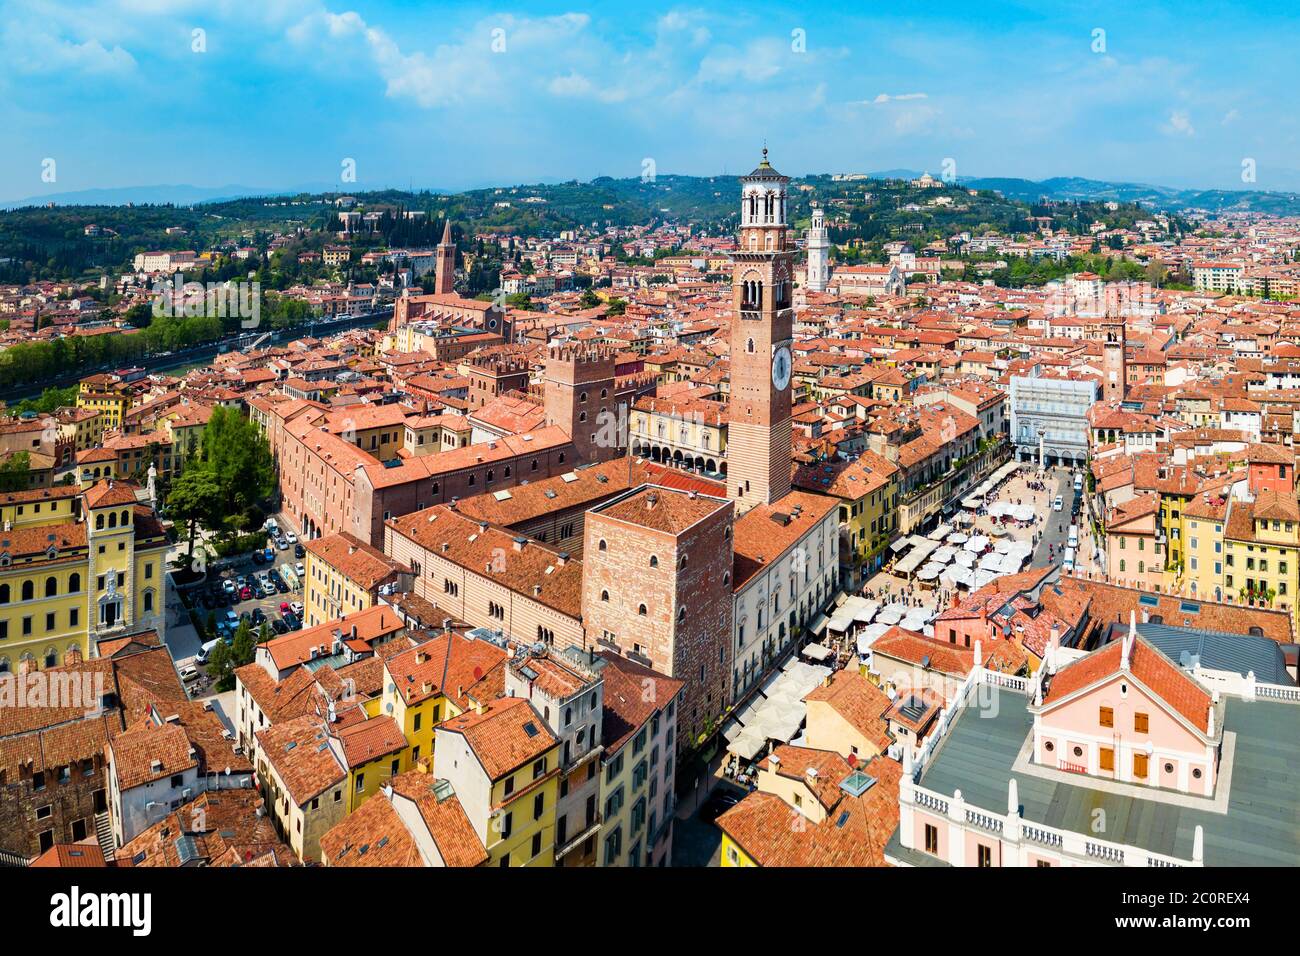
727,149,794,513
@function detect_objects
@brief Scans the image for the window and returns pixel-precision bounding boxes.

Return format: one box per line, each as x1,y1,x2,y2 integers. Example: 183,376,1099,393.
533,792,545,820
1134,712,1149,734
977,844,992,868
532,757,546,779
1133,753,1148,779
1099,706,1113,728
1099,747,1114,772
924,823,939,854
531,832,542,858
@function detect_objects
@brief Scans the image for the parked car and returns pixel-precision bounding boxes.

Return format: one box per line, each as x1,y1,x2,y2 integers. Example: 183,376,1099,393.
1052,495,1063,512
239,585,252,601
251,607,266,625
285,532,298,545
271,619,289,635
280,601,292,614
282,612,301,631
222,579,237,594
263,548,276,563
294,543,306,559
260,578,277,598
295,562,305,578
290,601,304,617
251,550,265,566
275,536,290,551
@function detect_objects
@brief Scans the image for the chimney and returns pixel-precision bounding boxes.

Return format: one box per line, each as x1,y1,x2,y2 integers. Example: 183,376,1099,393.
1122,610,1136,669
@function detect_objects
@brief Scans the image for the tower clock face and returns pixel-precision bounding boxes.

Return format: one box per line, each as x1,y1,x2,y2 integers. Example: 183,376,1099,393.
771,345,792,391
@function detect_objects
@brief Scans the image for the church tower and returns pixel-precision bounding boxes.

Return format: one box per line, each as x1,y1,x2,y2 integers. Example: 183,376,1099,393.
805,204,829,293
1103,320,1126,403
435,220,455,294
727,149,794,513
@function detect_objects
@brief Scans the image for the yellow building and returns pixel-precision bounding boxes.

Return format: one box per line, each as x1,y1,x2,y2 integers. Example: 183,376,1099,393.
0,479,167,673
628,395,727,476
303,532,410,628
1223,489,1300,621
793,450,900,579
380,632,507,765
76,375,131,432
1179,494,1229,602
434,697,560,867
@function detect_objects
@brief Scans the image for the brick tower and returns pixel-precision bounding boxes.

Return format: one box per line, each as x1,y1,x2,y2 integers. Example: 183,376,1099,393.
727,149,794,513
1103,320,1126,403
544,345,619,463
435,219,455,294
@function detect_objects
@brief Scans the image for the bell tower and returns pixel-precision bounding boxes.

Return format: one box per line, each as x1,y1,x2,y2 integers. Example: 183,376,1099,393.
727,149,794,513
1103,320,1126,403
435,220,455,294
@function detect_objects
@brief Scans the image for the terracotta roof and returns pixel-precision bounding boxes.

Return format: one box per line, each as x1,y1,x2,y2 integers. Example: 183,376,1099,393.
1043,633,1212,733
803,669,892,751
437,696,556,781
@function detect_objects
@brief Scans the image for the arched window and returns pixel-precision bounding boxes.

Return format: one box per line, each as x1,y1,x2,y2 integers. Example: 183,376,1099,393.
21,580,33,601
144,590,154,613
746,338,755,354
0,584,8,604
69,573,80,593
649,555,658,568
598,539,607,551
579,391,588,403
678,607,687,623
1119,559,1126,573
108,512,117,529
44,577,56,598
578,411,587,423
638,604,647,616
601,590,610,602
95,514,104,530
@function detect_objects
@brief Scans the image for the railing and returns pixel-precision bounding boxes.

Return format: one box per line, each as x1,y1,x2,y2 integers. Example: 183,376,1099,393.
0,849,30,868
1023,825,1062,850
915,790,949,814
966,808,1004,834
1085,841,1125,864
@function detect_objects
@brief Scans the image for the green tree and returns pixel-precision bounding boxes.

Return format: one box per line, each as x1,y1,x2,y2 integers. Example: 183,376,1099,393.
0,452,31,493
194,407,275,539
231,620,256,668
206,638,234,689
167,468,224,571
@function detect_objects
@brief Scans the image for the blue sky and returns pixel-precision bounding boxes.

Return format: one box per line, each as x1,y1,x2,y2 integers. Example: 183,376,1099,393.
3,1,1299,200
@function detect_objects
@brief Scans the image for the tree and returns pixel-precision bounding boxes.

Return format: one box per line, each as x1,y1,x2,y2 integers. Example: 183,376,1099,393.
0,452,31,493
194,407,275,538
231,620,256,668
167,468,224,571
206,639,234,689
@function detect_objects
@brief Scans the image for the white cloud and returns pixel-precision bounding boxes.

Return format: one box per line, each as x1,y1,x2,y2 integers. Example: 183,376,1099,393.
547,71,627,104
1162,109,1195,136
1222,108,1240,125
872,92,928,104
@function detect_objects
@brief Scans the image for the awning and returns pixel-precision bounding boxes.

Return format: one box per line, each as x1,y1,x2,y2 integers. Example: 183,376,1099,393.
890,538,912,554
801,643,833,661
808,612,830,635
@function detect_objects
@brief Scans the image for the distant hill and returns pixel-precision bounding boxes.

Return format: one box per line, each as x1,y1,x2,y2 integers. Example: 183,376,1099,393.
0,182,356,210
962,175,1300,214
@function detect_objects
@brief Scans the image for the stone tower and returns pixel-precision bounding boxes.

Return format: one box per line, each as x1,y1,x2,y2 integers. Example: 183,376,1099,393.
805,204,830,293
435,220,455,295
726,149,794,513
544,345,620,463
1103,320,1126,403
